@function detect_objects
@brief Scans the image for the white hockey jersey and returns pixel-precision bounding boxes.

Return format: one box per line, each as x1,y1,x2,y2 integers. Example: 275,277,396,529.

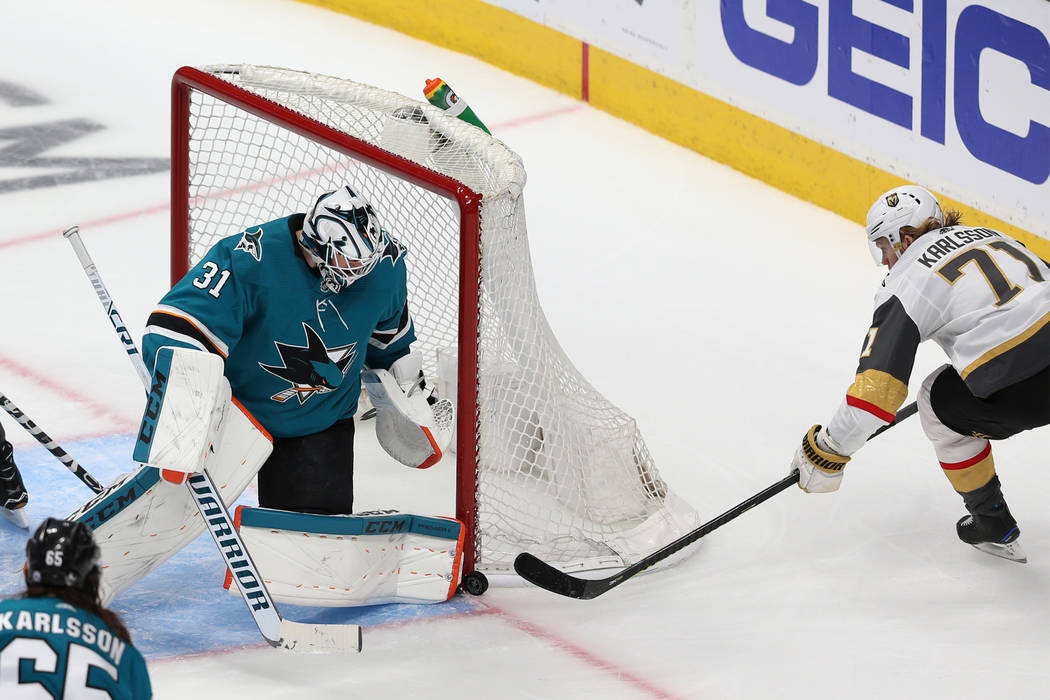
825,225,1050,455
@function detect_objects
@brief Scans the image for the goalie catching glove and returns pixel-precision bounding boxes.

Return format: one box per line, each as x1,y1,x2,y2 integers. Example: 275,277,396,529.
362,352,454,468
791,424,850,493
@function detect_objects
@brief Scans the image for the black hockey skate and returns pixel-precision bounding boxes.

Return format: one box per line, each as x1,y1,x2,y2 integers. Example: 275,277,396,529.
956,503,1025,564
0,439,28,530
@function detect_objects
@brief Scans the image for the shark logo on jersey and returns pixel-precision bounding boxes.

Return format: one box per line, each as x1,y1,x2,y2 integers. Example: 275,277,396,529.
259,322,357,404
234,227,264,262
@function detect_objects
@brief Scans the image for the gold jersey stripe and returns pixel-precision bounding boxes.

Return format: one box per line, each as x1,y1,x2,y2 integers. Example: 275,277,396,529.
961,309,1050,380
846,369,908,416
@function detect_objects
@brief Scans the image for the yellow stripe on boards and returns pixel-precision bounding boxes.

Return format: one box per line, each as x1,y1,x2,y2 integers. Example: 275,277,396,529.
296,0,581,98
294,0,1050,259
587,48,1050,259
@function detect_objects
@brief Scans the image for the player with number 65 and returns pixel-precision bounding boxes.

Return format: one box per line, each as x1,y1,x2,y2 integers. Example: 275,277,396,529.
0,519,152,698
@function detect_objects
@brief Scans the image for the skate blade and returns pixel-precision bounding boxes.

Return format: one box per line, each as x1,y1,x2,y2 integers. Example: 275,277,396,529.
1,506,28,530
970,539,1027,564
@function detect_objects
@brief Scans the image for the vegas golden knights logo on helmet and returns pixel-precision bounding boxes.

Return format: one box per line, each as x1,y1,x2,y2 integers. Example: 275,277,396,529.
886,193,899,207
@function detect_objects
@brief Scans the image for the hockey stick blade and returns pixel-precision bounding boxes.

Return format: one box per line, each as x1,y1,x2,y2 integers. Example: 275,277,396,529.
516,402,919,599
513,554,592,599
278,620,363,653
515,471,801,599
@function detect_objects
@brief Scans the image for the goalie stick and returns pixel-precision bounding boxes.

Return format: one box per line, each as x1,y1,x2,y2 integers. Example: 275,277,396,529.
0,392,104,494
64,226,362,653
514,400,919,599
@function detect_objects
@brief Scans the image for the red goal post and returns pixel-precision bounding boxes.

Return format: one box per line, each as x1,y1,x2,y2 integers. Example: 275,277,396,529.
170,65,699,582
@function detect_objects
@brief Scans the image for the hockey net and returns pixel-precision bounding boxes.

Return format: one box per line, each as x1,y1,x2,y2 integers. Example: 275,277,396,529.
171,65,699,578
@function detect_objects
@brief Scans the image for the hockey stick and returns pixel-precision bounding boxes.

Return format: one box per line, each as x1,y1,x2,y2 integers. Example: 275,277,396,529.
514,400,920,599
62,228,152,386
870,400,917,439
64,226,362,653
0,392,104,494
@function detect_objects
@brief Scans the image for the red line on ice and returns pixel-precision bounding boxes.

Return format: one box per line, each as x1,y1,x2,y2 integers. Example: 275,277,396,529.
0,355,134,432
0,203,170,252
0,106,585,253
490,104,585,130
476,603,686,700
373,603,686,699
149,602,687,699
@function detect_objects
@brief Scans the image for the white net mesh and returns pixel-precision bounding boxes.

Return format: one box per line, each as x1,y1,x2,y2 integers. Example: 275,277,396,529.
177,65,699,575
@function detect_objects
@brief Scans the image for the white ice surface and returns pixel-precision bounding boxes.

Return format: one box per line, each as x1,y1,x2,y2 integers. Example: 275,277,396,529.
3,1,1050,699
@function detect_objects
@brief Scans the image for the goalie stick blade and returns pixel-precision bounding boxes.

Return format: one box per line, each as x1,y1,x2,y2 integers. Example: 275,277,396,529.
0,506,29,530
513,553,609,600
277,620,363,653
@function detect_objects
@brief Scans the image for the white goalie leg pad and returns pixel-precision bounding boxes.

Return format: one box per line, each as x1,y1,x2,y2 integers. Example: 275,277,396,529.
223,507,464,607
69,400,272,605
133,347,231,484
362,352,454,469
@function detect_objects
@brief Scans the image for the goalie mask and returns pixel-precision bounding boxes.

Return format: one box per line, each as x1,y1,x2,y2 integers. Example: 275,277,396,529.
25,517,100,590
301,186,388,293
865,185,943,265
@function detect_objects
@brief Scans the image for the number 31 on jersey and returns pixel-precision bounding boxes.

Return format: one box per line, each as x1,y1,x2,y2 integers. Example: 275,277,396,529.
192,261,231,299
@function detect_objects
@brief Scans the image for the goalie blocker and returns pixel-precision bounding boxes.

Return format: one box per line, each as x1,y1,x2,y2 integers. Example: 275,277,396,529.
223,507,465,606
133,347,230,484
68,347,273,604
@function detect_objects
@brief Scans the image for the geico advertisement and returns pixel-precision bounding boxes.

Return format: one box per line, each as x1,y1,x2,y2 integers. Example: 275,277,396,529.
486,0,1050,236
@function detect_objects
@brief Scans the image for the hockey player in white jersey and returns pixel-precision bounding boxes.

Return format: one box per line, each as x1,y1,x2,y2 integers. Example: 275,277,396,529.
791,184,1050,563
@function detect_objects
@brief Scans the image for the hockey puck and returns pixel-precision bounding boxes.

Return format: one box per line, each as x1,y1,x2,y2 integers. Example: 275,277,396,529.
462,571,489,596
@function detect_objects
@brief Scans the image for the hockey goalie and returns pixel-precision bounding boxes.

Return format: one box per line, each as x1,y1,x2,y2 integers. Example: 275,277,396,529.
69,182,461,608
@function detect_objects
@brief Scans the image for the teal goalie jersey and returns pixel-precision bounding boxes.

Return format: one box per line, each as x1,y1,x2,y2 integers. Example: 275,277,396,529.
142,215,416,438
0,596,152,698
